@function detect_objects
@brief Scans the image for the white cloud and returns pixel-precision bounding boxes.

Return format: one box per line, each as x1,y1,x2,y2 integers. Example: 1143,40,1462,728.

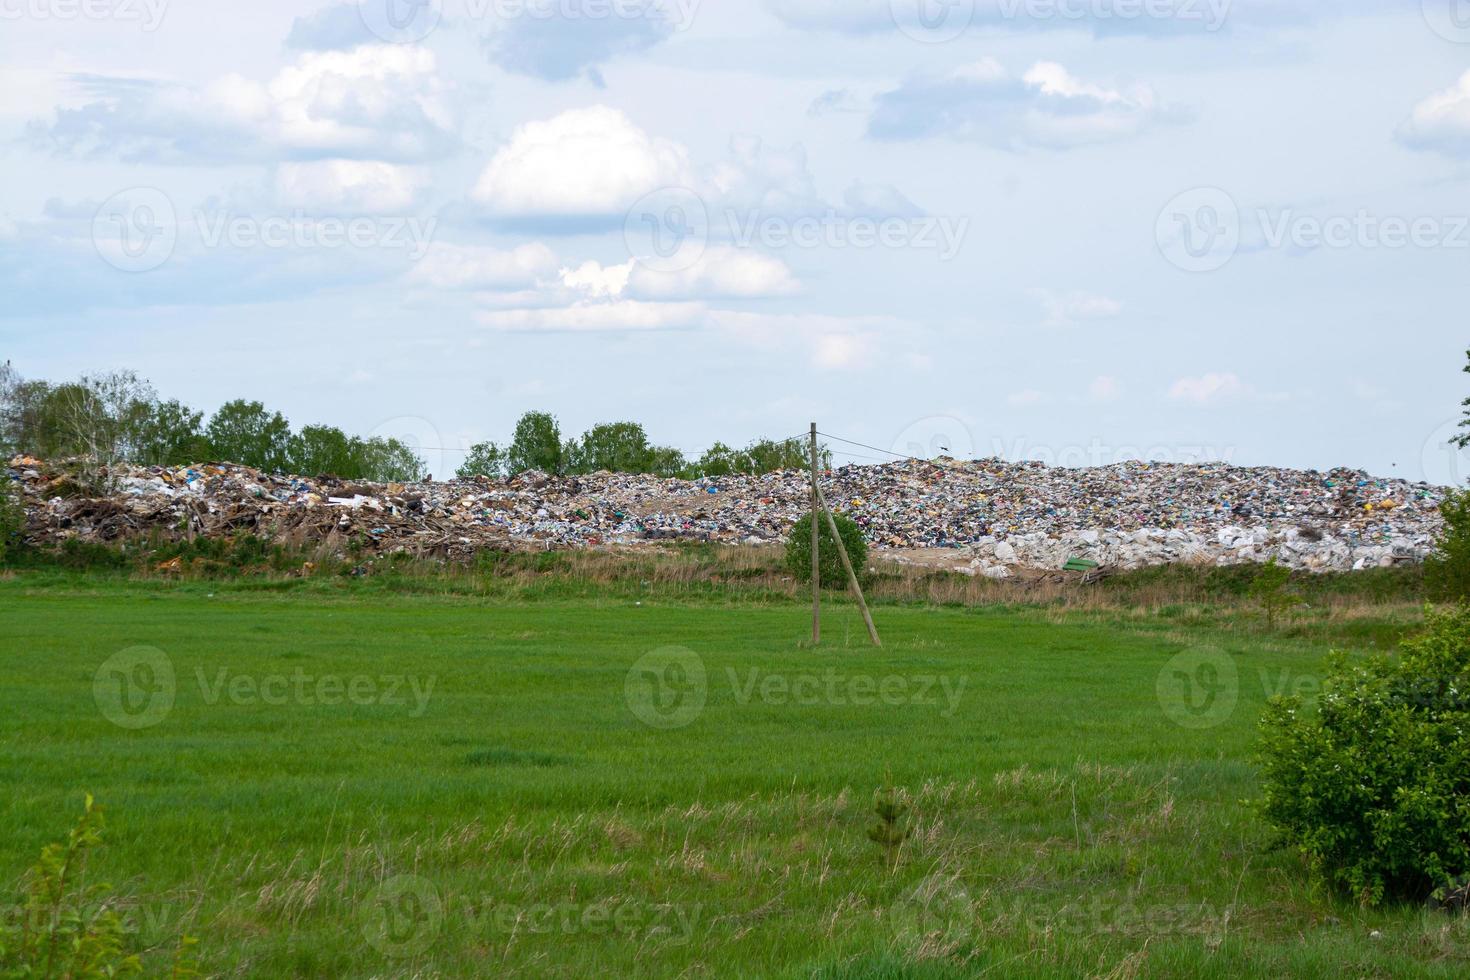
451,237,802,346
1036,289,1123,326
273,160,426,211
1399,70,1470,158
560,259,634,298
466,246,800,335
1168,372,1245,404
470,107,920,229
267,45,453,159
410,242,560,290
1022,62,1168,145
36,45,455,165
460,245,800,305
629,246,799,299
869,60,1185,149
471,106,693,220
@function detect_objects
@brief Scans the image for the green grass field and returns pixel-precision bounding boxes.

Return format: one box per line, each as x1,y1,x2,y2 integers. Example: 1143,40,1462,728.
2,574,1465,978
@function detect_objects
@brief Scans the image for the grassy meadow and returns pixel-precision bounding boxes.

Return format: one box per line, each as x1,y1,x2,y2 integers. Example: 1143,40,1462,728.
0,560,1463,977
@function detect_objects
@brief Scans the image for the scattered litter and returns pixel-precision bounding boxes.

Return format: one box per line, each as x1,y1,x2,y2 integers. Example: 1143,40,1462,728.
5,455,1449,573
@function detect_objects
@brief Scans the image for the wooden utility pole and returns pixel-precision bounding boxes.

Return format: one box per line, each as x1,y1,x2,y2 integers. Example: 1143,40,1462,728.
813,480,881,647
809,422,820,645
807,422,880,648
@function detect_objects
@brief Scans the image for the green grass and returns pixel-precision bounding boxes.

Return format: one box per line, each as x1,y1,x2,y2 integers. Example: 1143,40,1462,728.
1,576,1465,978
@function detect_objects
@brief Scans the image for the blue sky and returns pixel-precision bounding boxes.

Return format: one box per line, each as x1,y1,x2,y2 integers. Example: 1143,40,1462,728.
3,0,1470,482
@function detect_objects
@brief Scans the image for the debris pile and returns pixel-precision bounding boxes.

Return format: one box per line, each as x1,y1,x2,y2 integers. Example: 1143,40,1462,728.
5,455,1448,573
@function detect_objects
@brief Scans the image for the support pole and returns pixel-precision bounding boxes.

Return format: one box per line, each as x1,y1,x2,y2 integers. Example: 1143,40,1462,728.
813,479,881,648
809,422,820,645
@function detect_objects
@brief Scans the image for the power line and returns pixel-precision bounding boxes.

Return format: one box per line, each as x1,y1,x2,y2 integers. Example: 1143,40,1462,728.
817,431,976,477
825,449,894,464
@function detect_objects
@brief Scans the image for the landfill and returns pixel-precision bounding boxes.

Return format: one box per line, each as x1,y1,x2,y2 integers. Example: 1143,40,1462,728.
5,455,1449,573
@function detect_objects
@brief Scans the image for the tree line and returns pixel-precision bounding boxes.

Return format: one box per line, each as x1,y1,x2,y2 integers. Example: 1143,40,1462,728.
456,411,828,480
1,364,827,482
0,364,423,482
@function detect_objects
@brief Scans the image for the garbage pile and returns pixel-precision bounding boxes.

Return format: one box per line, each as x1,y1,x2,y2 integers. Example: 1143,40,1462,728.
5,455,1448,573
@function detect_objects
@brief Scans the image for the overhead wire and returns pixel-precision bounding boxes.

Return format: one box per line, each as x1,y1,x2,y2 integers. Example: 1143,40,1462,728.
816,431,977,477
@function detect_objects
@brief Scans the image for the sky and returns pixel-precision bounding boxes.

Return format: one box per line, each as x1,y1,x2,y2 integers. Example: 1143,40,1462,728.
3,0,1470,483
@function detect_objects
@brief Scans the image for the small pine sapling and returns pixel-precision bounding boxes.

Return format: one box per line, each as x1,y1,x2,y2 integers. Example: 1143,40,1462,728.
1248,557,1303,629
866,788,914,867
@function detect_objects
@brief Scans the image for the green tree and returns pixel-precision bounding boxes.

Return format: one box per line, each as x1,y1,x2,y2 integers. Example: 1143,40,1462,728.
0,361,20,458
205,400,291,471
645,444,688,478
457,440,507,479
4,371,157,491
1427,490,1470,603
1248,557,1303,628
1453,347,1470,450
284,426,423,481
355,437,425,482
36,382,104,459
506,411,564,476
1257,606,1470,904
692,441,740,477
131,399,206,467
288,424,355,476
1,367,174,470
28,372,156,465
565,421,653,474
744,437,813,474
0,479,24,564
563,422,689,476
0,366,68,460
784,510,869,589
10,379,64,458
691,436,829,478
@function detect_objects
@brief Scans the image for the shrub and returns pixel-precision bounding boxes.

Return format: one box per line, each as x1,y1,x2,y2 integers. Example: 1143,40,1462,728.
53,539,130,571
1257,605,1470,905
0,794,140,977
1249,557,1303,628
1426,489,1470,603
0,480,24,564
785,511,869,589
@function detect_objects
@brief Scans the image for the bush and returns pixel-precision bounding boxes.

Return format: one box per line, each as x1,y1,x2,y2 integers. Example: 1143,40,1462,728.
1257,605,1470,905
785,511,869,589
1427,489,1470,603
1249,557,1303,628
0,796,201,978
0,794,140,977
52,539,130,571
0,480,24,564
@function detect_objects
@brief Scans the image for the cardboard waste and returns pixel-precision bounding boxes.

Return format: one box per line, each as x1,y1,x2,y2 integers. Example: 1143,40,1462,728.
5,455,1449,573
